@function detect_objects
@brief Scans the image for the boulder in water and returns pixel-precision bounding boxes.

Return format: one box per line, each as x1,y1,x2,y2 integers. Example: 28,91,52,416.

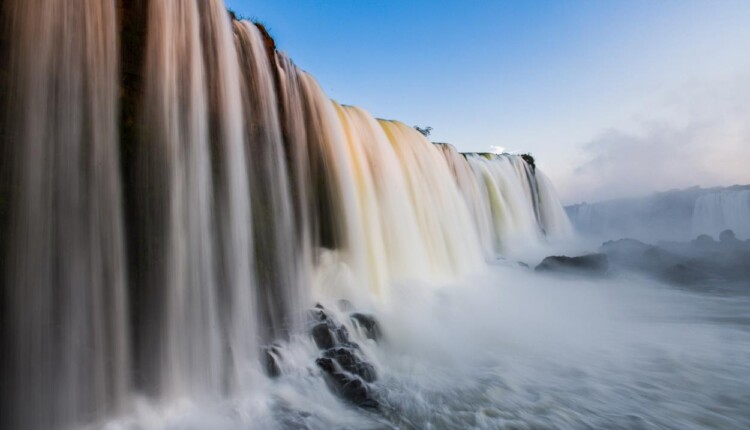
323,347,377,382
311,323,336,350
350,313,382,342
316,357,378,409
535,253,609,276
310,305,352,349
308,304,379,409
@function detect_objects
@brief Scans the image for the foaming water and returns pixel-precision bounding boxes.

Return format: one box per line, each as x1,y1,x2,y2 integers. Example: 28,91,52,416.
372,270,750,429
104,266,750,430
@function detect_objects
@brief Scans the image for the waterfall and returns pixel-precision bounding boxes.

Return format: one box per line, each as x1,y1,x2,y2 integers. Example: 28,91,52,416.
437,149,572,257
235,21,302,342
0,1,574,428
137,0,229,399
1,0,128,428
535,169,575,240
692,189,750,239
381,123,485,278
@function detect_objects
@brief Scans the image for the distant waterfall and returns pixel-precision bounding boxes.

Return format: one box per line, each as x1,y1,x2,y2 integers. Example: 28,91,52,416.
692,190,750,239
0,1,574,428
439,147,573,256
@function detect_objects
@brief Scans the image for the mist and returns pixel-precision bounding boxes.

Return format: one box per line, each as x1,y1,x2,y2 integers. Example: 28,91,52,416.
100,262,750,429
555,75,750,205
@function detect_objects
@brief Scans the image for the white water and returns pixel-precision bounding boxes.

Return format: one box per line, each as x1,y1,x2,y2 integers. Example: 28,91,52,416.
692,189,750,239
103,266,750,430
438,149,573,259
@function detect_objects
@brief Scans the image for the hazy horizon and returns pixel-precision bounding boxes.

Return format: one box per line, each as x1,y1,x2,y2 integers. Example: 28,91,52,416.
226,0,750,205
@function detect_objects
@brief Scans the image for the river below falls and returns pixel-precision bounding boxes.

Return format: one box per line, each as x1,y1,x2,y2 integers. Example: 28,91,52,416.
105,264,750,430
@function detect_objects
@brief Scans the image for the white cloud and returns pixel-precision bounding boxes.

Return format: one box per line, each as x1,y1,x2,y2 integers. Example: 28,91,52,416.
556,75,750,204
489,145,506,154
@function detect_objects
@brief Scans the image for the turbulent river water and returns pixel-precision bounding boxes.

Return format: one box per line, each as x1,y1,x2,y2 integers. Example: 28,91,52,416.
103,265,750,430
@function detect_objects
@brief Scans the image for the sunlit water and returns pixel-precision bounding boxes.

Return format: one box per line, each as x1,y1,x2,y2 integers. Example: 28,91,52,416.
105,265,750,430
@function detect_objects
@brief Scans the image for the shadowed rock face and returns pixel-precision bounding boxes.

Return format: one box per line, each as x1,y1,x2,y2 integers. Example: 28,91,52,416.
350,313,382,341
535,254,610,276
308,305,380,409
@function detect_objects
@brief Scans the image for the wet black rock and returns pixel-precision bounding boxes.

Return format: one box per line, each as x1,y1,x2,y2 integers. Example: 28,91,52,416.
335,324,350,344
311,323,336,350
316,358,378,409
323,347,376,382
535,253,609,276
308,304,379,409
350,313,382,342
310,306,355,348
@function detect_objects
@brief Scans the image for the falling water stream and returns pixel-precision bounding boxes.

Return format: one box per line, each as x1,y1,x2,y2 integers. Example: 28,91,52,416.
1,1,748,429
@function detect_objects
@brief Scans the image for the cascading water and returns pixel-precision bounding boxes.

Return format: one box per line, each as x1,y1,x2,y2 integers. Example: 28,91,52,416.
534,169,575,239
437,148,573,257
137,0,230,399
1,0,128,428
692,189,750,239
380,122,485,278
234,20,301,345
0,2,590,429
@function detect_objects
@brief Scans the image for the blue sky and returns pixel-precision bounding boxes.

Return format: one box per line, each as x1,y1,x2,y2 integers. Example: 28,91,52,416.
226,0,750,203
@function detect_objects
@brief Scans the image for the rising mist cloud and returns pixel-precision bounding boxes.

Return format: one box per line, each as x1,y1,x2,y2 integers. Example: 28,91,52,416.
558,76,750,204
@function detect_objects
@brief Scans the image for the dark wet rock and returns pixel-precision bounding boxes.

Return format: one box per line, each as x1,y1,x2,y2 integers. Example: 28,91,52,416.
350,313,382,342
262,345,282,378
316,358,378,409
308,304,380,409
323,347,376,382
316,356,336,373
335,324,350,344
535,253,609,276
334,375,378,409
311,323,336,350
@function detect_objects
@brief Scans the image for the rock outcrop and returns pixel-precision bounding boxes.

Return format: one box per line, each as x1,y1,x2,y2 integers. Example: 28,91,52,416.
600,233,750,288
309,305,380,409
535,253,609,276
